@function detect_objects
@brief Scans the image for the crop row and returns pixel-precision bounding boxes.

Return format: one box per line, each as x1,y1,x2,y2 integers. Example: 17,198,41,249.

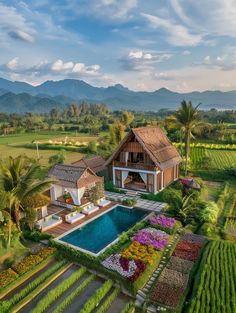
187,240,236,313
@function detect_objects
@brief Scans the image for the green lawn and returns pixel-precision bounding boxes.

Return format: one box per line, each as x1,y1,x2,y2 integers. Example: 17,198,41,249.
0,131,94,165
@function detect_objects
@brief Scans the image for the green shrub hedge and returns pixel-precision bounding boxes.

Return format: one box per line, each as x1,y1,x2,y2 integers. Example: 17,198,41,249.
31,267,86,313
23,230,52,242
120,301,135,313
96,288,120,313
52,274,95,313
79,280,113,313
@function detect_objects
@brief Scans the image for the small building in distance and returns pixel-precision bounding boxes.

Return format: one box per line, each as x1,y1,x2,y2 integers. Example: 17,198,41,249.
105,126,182,194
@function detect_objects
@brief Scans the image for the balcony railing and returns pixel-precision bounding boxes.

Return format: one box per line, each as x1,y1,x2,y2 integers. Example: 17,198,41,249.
114,161,156,171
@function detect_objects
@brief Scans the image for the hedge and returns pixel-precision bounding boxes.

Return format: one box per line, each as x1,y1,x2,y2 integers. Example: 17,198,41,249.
23,230,52,242
96,288,120,313
12,254,43,275
0,260,67,312
120,301,135,313
31,266,86,313
0,268,18,289
52,274,95,313
79,280,113,313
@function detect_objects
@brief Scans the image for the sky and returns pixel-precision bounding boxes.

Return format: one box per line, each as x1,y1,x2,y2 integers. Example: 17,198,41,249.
1,0,236,92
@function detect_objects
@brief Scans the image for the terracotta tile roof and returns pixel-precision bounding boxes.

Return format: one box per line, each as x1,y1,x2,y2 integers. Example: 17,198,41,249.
106,127,182,170
48,164,101,188
72,156,106,173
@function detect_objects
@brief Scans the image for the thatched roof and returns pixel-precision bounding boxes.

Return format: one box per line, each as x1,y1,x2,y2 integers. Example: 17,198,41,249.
48,164,102,188
106,127,182,170
72,156,106,173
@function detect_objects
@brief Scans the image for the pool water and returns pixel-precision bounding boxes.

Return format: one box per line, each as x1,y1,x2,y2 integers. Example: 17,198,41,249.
59,205,147,254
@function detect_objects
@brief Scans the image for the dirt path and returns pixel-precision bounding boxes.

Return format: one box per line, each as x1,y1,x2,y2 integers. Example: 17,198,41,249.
106,294,131,313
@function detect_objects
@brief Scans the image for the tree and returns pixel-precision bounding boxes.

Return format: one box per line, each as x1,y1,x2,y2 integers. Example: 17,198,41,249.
49,150,65,166
109,121,125,145
87,141,97,154
88,182,104,204
173,101,202,175
0,156,55,231
121,111,134,128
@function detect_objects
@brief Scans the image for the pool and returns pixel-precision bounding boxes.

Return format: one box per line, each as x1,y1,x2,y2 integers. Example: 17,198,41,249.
58,205,148,255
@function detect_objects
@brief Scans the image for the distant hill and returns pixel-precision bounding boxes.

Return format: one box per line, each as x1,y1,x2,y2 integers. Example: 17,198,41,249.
0,77,236,112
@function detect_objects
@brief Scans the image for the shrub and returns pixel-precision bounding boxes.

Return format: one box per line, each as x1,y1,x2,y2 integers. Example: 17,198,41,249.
96,288,120,313
37,247,56,259
79,280,113,313
31,267,86,313
0,268,18,289
12,254,43,275
122,198,137,207
120,301,135,313
23,230,52,242
104,181,125,194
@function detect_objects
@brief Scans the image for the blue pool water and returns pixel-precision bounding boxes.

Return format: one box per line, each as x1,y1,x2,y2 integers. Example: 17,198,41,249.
59,205,147,254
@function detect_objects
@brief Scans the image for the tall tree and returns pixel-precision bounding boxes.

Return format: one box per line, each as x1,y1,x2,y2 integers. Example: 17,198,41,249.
0,156,55,231
173,101,202,175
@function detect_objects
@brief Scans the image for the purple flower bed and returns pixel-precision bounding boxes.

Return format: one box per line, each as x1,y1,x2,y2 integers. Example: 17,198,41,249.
133,228,169,250
149,215,176,228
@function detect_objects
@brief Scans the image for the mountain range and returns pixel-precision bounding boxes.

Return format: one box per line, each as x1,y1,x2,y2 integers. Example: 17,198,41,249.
0,77,236,113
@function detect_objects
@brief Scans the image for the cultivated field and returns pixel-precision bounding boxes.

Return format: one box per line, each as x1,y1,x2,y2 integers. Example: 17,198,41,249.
187,241,236,313
0,132,97,165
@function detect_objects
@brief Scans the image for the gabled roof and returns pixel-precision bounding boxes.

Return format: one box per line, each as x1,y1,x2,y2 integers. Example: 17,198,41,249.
48,164,101,188
72,156,106,173
106,127,182,170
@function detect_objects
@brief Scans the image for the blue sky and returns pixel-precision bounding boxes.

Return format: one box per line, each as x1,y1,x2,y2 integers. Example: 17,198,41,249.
1,0,236,92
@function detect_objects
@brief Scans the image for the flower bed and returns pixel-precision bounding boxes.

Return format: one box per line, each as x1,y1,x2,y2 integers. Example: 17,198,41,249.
158,268,189,288
121,241,159,265
181,233,205,244
101,254,146,281
173,240,202,262
151,282,184,307
133,228,169,250
149,215,176,228
12,254,43,275
167,256,194,274
37,247,56,259
0,268,18,288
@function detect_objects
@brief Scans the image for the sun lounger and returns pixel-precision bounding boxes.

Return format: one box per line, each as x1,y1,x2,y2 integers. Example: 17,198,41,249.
35,215,62,232
82,204,99,215
65,212,85,224
97,198,111,207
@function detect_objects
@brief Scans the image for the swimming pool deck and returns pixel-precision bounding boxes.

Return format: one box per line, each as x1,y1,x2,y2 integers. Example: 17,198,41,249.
45,202,116,237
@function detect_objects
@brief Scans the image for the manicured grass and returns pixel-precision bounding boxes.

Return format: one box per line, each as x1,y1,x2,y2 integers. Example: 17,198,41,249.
207,149,236,169
187,240,236,313
0,131,88,165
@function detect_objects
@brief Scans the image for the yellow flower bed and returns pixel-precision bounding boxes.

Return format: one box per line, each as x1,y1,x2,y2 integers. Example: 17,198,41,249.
121,241,159,265
0,268,18,288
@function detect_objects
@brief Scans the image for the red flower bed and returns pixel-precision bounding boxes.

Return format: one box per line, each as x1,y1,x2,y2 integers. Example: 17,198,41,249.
173,240,202,261
151,281,184,307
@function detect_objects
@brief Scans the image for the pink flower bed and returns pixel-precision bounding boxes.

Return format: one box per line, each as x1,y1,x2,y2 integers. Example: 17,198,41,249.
133,228,169,250
149,215,176,228
101,254,146,281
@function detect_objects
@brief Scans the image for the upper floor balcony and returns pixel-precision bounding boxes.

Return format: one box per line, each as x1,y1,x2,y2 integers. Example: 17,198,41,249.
113,160,156,171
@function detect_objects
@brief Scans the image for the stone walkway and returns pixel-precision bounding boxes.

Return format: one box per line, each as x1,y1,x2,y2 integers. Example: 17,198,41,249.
104,191,166,212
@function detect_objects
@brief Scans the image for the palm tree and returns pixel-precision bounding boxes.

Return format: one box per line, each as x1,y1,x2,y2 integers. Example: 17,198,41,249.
167,193,198,226
173,101,202,175
0,190,12,248
0,156,55,231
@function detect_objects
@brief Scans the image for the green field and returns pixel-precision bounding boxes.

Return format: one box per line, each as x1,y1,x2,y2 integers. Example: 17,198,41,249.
0,131,97,165
187,241,236,313
190,147,236,169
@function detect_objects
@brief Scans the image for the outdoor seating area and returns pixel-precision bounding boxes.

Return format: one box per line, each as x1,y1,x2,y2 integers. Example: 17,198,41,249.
35,215,62,232
65,211,85,224
82,204,100,215
97,198,111,207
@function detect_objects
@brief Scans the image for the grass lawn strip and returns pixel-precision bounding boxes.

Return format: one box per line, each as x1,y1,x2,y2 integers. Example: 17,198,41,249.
79,280,113,313
11,262,72,313
0,260,67,312
0,255,55,299
96,288,120,313
30,266,86,313
52,273,95,313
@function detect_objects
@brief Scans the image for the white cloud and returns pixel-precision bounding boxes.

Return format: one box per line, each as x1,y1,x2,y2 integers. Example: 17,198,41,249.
0,3,35,43
142,13,202,46
6,57,19,70
120,50,172,71
171,0,236,38
183,50,191,56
